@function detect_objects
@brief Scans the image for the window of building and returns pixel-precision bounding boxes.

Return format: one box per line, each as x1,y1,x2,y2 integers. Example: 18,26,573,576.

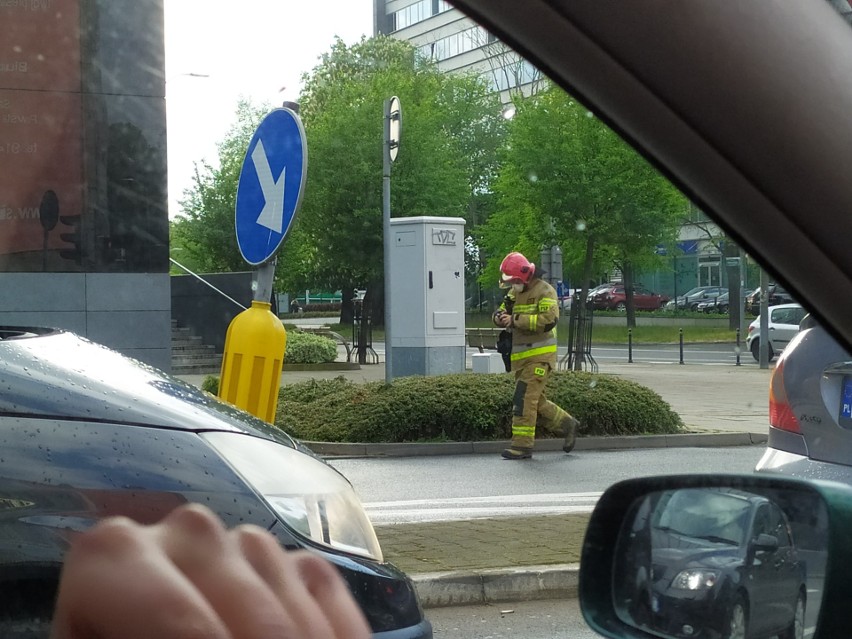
698,255,722,287
393,0,431,31
421,26,489,61
391,0,456,32
489,59,539,92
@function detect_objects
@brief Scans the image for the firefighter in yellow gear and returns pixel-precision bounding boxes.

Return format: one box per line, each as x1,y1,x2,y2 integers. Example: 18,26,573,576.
493,251,580,460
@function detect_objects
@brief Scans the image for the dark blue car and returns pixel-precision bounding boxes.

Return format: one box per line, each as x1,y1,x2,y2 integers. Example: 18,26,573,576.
0,327,431,639
619,487,806,639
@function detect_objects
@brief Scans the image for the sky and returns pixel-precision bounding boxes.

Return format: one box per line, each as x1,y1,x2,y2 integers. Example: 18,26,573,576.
163,0,373,217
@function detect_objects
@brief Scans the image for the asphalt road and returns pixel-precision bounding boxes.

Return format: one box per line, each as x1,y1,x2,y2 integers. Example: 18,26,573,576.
589,342,756,366
427,599,600,639
362,342,757,367
330,446,767,524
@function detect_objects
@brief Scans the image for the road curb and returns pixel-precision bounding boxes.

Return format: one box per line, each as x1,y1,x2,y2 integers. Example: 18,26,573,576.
411,564,580,608
305,432,767,458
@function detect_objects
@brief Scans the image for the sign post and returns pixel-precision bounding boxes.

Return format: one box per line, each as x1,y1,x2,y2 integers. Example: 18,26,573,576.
382,96,401,382
218,106,307,421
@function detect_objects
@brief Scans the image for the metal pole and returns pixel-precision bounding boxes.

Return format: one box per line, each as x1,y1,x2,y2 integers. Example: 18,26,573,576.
679,328,684,365
759,269,769,369
736,327,741,366
628,329,633,363
254,260,276,304
383,98,393,382
738,247,747,339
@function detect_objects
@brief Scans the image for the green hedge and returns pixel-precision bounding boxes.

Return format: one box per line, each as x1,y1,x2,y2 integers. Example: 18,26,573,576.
285,331,338,364
274,372,684,443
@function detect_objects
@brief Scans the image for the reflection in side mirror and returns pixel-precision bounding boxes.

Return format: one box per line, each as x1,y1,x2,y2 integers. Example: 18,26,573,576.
610,486,826,639
753,532,779,552
613,487,825,637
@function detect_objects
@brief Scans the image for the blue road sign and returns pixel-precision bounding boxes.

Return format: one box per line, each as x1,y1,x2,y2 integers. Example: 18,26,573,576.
235,108,307,266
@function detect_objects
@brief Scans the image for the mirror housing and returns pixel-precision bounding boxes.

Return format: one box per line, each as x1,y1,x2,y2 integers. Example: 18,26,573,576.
753,532,779,552
579,474,852,639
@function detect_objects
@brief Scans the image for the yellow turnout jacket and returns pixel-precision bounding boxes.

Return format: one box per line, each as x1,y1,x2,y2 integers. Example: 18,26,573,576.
494,277,559,367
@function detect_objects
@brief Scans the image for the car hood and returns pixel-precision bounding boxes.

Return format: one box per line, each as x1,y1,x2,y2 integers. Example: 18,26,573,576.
653,545,743,572
0,327,298,447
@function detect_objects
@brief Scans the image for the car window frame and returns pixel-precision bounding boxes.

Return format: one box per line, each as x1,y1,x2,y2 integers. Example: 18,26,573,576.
448,0,852,356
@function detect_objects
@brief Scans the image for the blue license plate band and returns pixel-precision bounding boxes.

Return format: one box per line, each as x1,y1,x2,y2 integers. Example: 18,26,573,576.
841,376,852,420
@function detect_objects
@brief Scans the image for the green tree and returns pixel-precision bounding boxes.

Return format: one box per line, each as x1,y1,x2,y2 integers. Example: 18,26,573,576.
172,37,505,325
295,35,504,323
480,86,685,328
171,99,270,273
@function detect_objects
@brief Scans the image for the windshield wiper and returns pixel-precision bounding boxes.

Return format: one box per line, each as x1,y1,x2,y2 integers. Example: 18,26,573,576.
691,534,737,545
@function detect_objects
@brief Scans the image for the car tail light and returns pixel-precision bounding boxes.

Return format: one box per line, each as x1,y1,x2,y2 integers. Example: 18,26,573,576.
769,359,801,433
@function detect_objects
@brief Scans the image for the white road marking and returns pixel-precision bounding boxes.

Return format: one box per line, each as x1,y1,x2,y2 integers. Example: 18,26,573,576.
252,140,286,233
363,492,603,525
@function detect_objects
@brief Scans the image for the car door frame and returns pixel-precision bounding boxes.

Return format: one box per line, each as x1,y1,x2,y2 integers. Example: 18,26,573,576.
448,0,852,357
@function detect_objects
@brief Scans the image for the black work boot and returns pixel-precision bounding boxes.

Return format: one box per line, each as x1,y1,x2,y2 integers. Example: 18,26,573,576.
562,414,580,454
501,447,533,460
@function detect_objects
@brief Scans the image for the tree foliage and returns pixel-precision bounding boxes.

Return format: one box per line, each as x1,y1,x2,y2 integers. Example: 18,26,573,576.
293,36,504,318
172,37,505,324
478,86,686,308
170,99,270,273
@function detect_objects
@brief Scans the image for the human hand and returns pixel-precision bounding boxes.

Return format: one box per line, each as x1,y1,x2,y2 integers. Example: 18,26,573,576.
50,503,372,639
495,312,512,328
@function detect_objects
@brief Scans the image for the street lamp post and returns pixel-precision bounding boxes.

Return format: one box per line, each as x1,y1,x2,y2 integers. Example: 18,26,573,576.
383,96,401,382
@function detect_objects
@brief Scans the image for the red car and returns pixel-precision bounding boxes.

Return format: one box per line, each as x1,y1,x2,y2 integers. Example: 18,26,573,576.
588,284,669,311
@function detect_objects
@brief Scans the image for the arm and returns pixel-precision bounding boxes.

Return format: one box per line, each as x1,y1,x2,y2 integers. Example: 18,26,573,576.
493,292,515,328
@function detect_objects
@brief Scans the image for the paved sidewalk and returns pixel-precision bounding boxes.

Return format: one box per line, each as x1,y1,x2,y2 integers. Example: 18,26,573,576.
178,356,775,608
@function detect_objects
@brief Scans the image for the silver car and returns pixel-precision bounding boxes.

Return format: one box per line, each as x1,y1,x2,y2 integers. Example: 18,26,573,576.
665,286,726,311
746,303,806,362
756,321,852,484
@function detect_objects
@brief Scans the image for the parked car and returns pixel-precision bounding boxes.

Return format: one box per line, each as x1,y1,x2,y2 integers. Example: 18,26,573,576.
588,284,669,311
665,286,727,311
756,320,852,486
746,285,795,316
0,327,430,638
696,289,754,314
617,486,806,639
746,303,807,362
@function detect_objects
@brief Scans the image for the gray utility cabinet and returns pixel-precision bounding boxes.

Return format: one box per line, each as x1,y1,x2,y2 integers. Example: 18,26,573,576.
388,216,466,377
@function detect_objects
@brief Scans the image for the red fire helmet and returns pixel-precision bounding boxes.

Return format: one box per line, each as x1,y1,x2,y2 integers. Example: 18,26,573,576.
499,252,534,287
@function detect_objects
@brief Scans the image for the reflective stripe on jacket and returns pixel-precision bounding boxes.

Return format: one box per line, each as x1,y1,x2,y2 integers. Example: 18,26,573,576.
496,278,559,362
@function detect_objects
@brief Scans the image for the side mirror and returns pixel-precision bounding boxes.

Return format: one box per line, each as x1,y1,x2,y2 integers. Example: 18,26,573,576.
753,532,780,552
579,474,852,639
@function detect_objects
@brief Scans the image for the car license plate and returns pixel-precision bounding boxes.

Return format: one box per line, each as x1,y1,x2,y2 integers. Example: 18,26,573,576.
841,376,852,420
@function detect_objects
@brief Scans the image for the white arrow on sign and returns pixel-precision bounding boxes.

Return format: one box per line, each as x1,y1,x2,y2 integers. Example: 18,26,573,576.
251,139,286,233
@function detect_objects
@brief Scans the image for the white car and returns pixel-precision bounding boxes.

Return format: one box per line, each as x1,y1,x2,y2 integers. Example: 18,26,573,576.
746,303,807,362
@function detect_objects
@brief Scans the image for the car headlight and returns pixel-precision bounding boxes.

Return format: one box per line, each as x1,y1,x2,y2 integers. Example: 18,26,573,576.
201,432,383,561
670,569,719,590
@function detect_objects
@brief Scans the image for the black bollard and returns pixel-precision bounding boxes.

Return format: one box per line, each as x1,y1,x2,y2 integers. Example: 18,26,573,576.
628,329,633,363
679,328,684,365
736,327,741,366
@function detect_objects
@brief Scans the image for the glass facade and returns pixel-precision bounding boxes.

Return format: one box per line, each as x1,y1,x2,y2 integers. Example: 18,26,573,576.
489,59,539,92
392,0,454,32
0,0,168,273
419,26,491,61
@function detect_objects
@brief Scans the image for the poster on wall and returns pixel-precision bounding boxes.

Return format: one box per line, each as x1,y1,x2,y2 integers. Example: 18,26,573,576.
0,0,84,271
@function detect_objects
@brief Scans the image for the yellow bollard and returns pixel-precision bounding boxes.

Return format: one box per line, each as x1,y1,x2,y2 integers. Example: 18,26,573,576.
218,300,287,423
